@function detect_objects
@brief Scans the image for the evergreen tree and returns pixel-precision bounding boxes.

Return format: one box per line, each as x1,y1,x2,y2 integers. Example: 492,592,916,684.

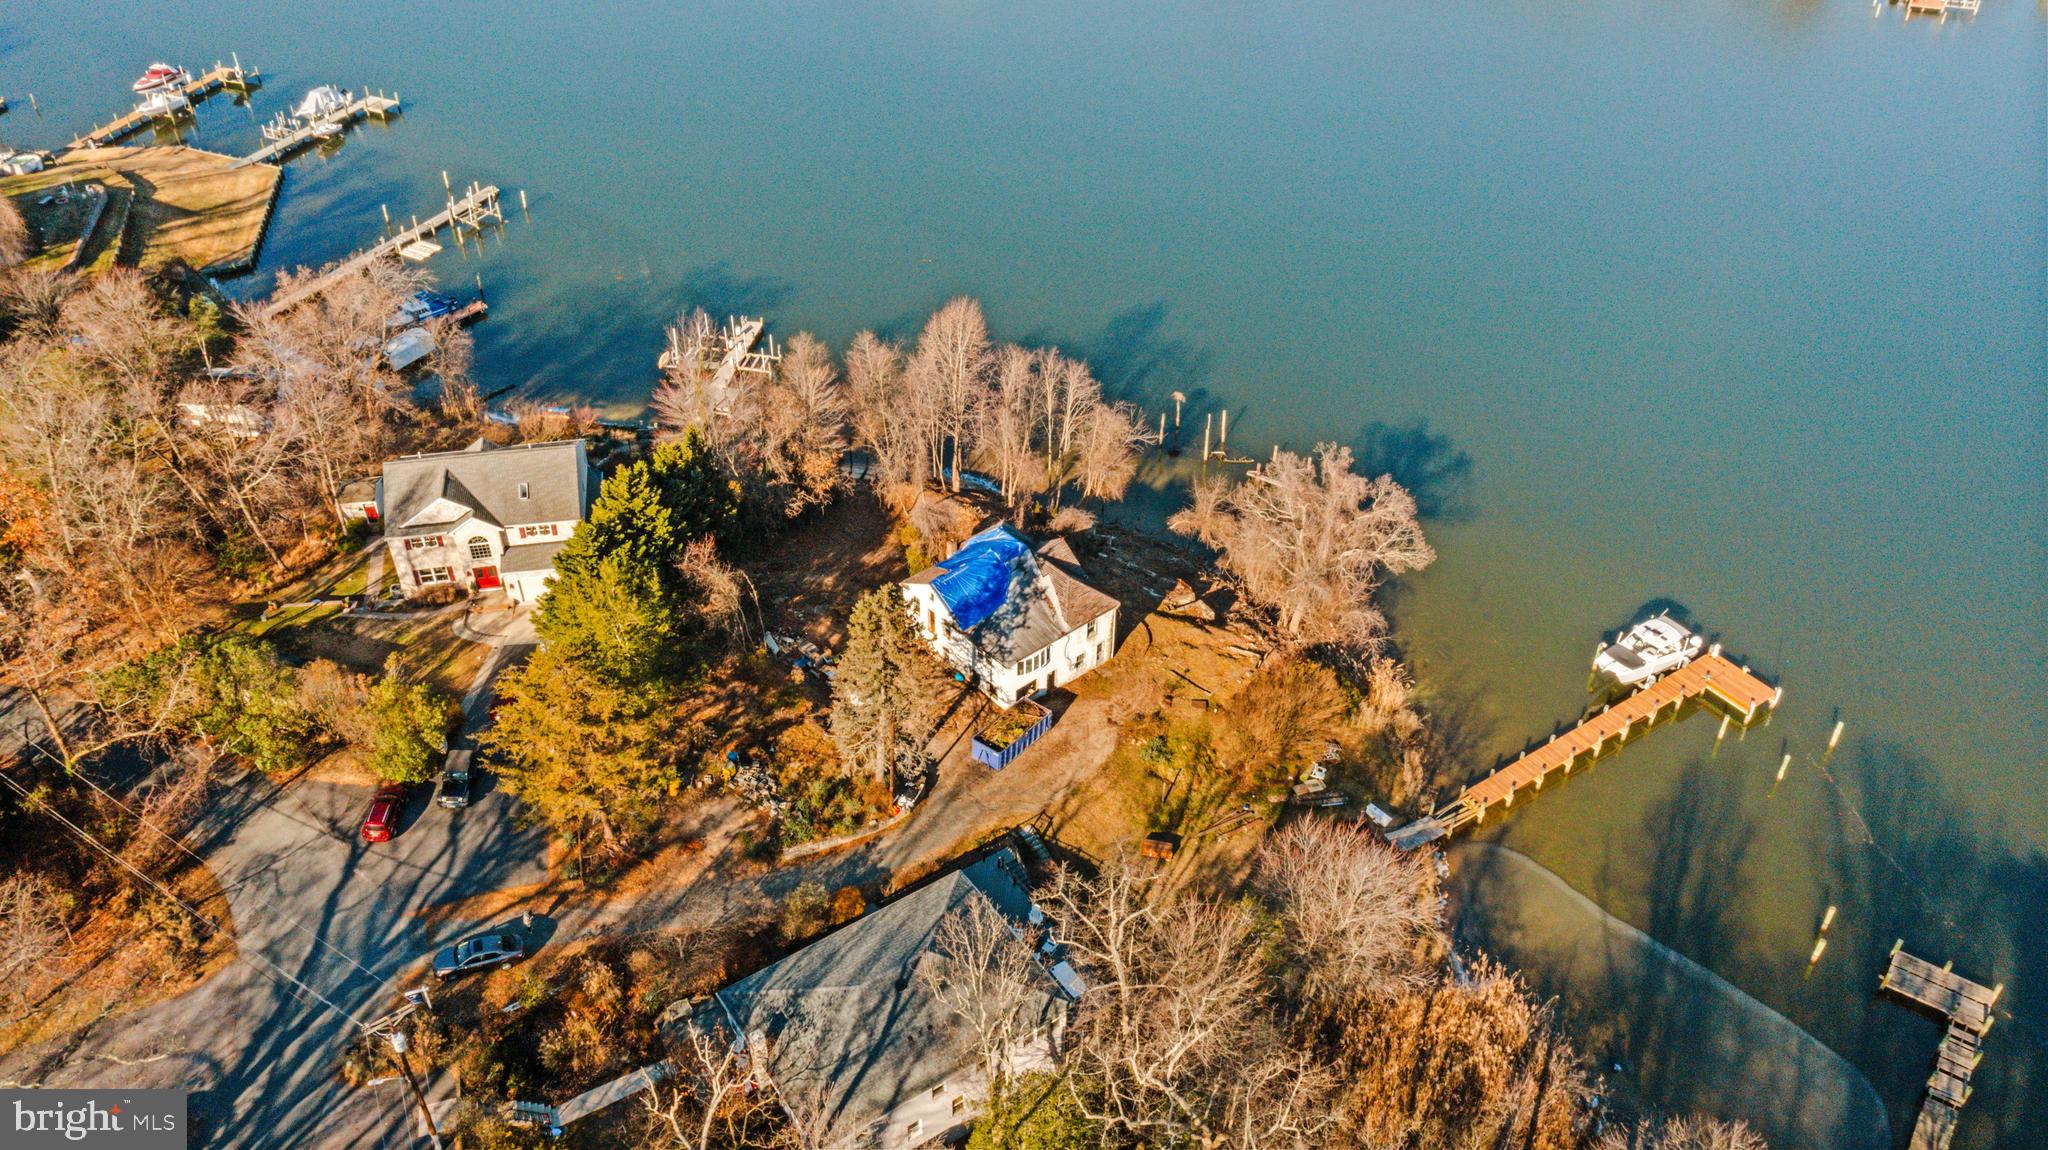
830,585,953,786
533,550,683,685
480,645,677,856
558,459,678,577
365,664,451,783
648,427,740,544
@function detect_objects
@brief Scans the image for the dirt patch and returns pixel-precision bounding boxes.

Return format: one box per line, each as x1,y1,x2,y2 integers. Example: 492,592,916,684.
745,486,908,651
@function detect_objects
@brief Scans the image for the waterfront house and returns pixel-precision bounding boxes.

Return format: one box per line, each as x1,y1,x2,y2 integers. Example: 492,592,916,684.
900,526,1119,705
378,438,597,603
690,848,1077,1149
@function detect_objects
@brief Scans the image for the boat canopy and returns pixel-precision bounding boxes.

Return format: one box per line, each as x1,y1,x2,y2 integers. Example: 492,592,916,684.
293,85,349,119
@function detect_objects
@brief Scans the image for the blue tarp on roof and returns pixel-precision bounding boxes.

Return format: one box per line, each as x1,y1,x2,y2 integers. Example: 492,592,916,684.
930,526,1029,630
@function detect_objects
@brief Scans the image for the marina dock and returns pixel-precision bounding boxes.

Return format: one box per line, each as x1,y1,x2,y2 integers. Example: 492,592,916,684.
231,90,401,168
1879,944,2001,1150
1389,648,1780,849
67,62,260,152
261,182,504,316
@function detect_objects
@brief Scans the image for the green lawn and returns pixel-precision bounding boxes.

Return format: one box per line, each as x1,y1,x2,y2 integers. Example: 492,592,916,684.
240,600,345,639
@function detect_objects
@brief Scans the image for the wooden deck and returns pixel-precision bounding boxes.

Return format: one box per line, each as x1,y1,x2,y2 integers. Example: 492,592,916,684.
67,63,259,152
1879,944,2001,1150
1388,649,1779,849
232,92,401,168
260,182,503,316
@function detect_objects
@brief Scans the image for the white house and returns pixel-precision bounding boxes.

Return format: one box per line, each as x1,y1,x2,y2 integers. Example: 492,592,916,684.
377,438,597,604
901,526,1119,706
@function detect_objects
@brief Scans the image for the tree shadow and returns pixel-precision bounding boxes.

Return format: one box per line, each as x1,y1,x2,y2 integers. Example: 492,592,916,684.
1347,420,1476,524
1023,300,1216,412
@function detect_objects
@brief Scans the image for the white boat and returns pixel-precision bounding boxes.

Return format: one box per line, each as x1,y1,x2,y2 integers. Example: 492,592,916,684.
1593,614,1704,685
132,63,188,93
136,88,192,118
291,85,350,120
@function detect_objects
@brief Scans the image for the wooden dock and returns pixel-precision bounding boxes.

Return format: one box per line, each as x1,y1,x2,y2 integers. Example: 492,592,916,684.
1899,0,1979,18
658,315,777,416
261,182,504,317
1388,647,1780,849
1878,944,2000,1150
231,90,401,169
67,62,260,152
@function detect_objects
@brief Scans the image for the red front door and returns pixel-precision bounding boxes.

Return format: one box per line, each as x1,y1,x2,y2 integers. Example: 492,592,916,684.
474,566,500,589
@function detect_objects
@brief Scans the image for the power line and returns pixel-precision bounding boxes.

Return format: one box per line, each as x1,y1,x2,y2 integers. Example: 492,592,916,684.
0,767,365,1031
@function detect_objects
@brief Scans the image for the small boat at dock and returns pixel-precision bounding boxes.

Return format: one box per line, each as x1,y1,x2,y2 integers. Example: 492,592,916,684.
1594,614,1704,685
136,88,193,118
132,63,189,93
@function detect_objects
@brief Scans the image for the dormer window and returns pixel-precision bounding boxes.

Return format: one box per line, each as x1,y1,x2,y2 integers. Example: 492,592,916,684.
518,482,530,500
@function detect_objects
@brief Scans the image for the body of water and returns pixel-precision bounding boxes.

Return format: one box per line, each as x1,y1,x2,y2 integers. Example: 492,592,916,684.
4,1,2042,1144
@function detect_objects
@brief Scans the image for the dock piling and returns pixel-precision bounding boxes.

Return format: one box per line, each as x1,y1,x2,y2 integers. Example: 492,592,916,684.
1828,719,1845,751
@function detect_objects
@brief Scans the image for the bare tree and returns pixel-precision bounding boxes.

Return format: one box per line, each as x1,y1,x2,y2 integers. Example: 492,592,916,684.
1075,399,1149,506
844,330,922,511
639,1025,791,1150
755,332,848,517
1255,820,1438,1012
0,873,71,1008
677,536,759,648
918,897,1047,1093
1046,857,1337,1149
906,297,992,492
58,270,201,395
1170,443,1434,654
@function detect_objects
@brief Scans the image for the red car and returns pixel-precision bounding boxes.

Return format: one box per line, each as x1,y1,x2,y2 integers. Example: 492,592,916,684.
361,783,407,842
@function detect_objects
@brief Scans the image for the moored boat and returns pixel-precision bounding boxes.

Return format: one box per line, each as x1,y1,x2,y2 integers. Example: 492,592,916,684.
132,63,189,93
1593,614,1704,685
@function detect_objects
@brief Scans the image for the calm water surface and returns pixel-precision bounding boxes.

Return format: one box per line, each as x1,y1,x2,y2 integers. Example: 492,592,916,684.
4,1,2043,1143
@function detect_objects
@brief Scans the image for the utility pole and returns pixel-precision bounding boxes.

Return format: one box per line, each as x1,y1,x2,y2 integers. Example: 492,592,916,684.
385,1028,444,1150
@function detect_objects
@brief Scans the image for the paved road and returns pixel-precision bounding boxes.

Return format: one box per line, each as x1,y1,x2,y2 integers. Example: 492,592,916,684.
0,613,549,1150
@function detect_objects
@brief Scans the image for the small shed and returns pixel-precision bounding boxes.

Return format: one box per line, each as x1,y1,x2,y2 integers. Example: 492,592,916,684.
1140,832,1180,861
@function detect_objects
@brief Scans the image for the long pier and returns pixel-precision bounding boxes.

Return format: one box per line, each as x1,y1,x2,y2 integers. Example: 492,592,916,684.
67,62,260,152
261,182,504,317
1388,647,1780,849
1878,945,2001,1150
232,90,401,168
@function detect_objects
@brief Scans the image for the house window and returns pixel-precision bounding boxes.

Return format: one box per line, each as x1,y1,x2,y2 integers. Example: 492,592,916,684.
404,534,442,551
517,482,530,500
950,1096,965,1115
517,523,559,541
468,540,494,562
1087,618,1099,640
415,566,452,586
1015,649,1049,676
905,1119,923,1140
930,1083,946,1099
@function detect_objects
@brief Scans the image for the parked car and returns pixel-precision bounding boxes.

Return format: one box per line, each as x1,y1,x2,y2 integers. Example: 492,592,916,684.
432,931,526,981
437,750,472,809
360,783,407,842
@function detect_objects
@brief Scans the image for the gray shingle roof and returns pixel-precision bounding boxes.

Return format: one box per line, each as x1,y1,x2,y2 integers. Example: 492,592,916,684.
380,440,590,540
498,539,567,575
917,533,1118,664
694,850,1063,1146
